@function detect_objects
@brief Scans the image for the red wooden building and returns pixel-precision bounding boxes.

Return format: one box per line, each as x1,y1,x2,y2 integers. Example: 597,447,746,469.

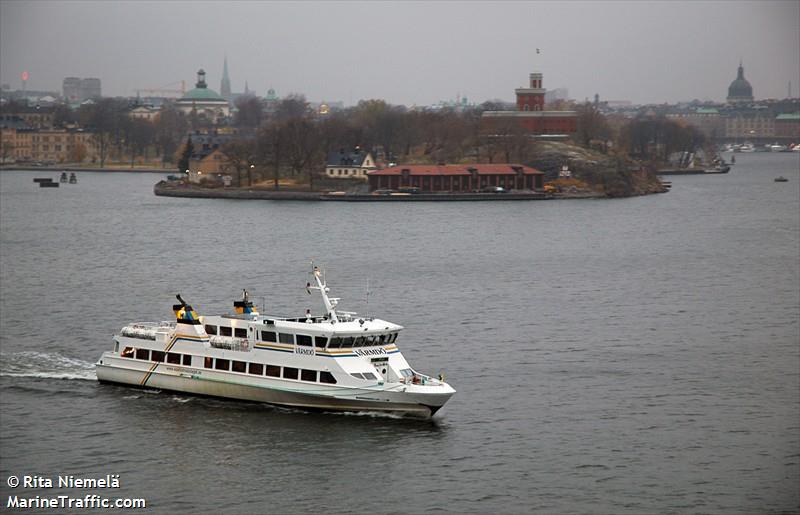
367,164,544,192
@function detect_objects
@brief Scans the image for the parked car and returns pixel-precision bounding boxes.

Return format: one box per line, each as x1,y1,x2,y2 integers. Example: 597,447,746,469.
372,189,395,195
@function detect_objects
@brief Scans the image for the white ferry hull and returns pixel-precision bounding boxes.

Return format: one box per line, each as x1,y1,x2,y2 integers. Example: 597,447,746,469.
98,270,456,419
96,360,448,418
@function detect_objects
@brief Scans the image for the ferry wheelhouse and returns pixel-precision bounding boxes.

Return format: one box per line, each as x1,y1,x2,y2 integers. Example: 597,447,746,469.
95,267,455,418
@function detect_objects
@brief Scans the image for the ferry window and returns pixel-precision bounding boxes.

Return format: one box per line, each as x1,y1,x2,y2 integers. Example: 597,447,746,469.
279,333,294,345
220,326,232,337
363,372,377,380
183,354,192,366
283,367,298,380
329,337,342,348
151,351,165,362
234,328,247,338
296,334,312,346
265,365,281,377
204,357,213,369
114,341,119,352
121,347,134,358
261,331,277,343
343,336,354,347
379,334,386,344
301,369,317,382
366,335,376,346
354,336,365,347
205,325,217,335
390,333,398,343
320,371,337,384
232,360,246,373
314,336,328,348
215,359,230,371
136,349,150,360
350,372,364,379
249,363,264,375
167,352,181,364
400,368,414,378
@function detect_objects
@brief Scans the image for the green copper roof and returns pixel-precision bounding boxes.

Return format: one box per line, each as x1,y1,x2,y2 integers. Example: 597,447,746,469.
696,108,719,114
775,113,800,120
181,87,225,101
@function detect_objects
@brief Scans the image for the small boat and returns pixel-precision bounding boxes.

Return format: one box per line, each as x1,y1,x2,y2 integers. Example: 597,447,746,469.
96,265,456,418
774,176,788,182
739,143,756,153
33,177,52,183
69,172,77,184
705,165,730,174
59,172,68,183
39,181,59,188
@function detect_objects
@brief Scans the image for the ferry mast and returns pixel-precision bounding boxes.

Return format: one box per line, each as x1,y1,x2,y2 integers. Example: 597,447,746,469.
307,265,340,323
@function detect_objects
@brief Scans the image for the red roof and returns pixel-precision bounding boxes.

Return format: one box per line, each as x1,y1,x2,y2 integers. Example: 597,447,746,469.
368,164,543,176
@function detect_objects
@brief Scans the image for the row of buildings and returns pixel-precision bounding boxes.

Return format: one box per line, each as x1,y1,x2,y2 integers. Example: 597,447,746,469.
0,117,97,164
604,63,800,142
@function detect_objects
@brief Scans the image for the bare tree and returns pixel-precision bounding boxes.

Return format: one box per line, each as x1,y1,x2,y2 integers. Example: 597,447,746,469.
154,104,188,167
221,139,256,186
234,96,265,128
284,117,322,190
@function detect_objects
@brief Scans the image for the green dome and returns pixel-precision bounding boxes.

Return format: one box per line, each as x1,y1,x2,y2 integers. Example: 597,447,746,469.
180,68,226,102
727,63,753,103
182,87,225,101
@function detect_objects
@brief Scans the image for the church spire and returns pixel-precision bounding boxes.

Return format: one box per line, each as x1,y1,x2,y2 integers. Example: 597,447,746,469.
220,55,232,100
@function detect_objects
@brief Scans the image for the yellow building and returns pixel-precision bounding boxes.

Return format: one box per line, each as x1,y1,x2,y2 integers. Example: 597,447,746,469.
0,126,97,163
187,148,233,183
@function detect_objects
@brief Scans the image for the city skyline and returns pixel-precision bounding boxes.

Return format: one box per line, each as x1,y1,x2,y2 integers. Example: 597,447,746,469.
1,1,798,106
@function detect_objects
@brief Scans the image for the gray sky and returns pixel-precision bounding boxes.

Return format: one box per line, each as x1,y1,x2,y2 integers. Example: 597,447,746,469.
1,0,798,106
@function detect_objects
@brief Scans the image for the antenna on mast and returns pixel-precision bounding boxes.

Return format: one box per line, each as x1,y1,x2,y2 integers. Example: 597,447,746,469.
308,261,340,323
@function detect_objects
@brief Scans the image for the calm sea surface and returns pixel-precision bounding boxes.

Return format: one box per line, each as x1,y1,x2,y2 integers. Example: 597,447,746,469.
1,153,798,514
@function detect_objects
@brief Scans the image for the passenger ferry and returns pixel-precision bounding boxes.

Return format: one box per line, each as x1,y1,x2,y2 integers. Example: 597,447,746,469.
96,266,455,418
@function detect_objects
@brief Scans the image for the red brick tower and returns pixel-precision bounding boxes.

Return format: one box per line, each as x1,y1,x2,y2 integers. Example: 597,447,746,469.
515,72,545,111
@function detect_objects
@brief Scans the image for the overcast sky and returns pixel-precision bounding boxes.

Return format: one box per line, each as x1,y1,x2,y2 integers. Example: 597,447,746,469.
1,1,798,106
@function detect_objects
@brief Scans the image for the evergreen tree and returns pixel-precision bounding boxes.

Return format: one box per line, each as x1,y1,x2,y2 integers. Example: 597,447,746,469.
178,136,194,173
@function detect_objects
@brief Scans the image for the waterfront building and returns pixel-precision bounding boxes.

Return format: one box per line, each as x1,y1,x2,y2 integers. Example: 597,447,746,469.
368,163,544,192
325,147,376,179
176,69,231,124
724,110,775,140
482,69,577,137
188,148,232,183
0,125,96,163
774,113,800,140
183,130,238,180
726,62,754,104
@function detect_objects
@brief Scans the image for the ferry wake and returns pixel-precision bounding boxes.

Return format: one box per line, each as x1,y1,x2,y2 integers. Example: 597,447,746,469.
95,266,455,418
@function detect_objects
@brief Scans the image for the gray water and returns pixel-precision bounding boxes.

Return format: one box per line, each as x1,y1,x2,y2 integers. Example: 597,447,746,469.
1,153,798,514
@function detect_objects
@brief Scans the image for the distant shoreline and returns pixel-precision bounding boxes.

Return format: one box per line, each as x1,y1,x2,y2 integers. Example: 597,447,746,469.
0,166,176,174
